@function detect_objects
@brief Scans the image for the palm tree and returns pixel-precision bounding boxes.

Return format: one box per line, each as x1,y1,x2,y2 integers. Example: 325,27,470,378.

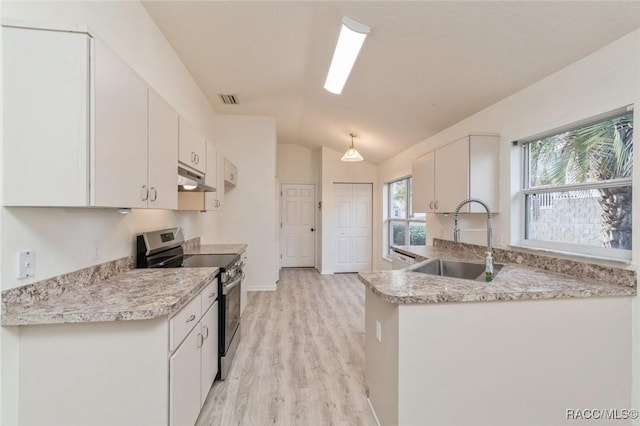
529,112,633,249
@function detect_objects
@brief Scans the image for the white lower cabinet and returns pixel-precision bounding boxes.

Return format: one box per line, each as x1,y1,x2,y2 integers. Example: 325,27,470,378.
200,303,219,406
169,289,219,425
170,323,203,426
17,279,218,426
169,302,219,426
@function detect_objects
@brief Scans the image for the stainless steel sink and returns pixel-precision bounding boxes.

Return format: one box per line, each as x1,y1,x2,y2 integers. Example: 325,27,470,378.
410,258,503,282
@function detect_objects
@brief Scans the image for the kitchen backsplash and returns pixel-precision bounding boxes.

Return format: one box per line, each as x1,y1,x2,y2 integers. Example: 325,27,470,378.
433,238,636,288
183,237,201,250
1,256,134,312
2,236,204,314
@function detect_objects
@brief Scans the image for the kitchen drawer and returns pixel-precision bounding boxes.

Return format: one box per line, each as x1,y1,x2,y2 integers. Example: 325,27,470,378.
201,278,218,312
170,293,202,352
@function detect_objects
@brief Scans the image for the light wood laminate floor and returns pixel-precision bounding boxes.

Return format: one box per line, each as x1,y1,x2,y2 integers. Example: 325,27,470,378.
196,269,377,426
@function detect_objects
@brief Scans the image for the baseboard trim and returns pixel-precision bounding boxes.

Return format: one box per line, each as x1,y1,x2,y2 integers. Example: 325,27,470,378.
367,398,381,426
246,284,277,291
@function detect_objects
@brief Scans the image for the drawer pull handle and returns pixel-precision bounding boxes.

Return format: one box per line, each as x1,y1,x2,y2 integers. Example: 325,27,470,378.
197,333,204,348
186,314,196,323
202,325,209,339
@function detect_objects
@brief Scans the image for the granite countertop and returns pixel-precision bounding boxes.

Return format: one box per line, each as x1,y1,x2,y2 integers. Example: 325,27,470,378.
184,244,247,256
361,244,636,304
2,267,219,326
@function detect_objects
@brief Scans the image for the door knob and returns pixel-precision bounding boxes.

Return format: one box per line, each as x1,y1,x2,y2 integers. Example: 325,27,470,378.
311,228,315,232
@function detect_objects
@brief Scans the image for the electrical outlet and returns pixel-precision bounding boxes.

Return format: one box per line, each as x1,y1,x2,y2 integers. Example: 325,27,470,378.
92,240,101,261
376,321,382,342
17,251,35,279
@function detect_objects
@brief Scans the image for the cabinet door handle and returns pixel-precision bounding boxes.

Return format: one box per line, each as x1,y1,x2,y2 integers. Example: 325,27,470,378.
230,172,234,181
197,333,204,348
141,185,149,201
209,292,216,299
434,201,439,210
429,201,434,210
195,154,200,164
186,314,196,323
202,325,209,340
150,187,157,202
191,152,196,163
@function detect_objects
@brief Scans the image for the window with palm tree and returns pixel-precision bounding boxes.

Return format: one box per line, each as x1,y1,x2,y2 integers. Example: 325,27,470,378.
522,108,633,258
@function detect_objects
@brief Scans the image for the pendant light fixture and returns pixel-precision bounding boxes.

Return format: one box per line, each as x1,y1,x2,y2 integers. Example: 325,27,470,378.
341,133,364,162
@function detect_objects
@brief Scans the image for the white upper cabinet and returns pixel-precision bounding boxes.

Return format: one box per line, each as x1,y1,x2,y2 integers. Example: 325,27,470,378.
411,151,435,213
216,152,227,209
3,26,91,206
434,137,470,213
412,135,500,213
468,135,501,213
148,89,179,209
92,37,148,208
224,158,238,186
179,117,206,174
2,23,181,209
204,141,222,211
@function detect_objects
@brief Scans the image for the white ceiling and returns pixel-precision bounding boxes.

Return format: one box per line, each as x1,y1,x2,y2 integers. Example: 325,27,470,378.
143,1,640,164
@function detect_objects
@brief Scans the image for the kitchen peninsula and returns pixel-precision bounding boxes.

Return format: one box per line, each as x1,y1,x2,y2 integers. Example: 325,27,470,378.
360,240,636,426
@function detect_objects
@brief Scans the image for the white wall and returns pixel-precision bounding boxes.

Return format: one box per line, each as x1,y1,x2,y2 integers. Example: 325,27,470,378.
320,147,377,274
277,144,320,184
0,2,220,424
376,28,640,417
214,115,278,305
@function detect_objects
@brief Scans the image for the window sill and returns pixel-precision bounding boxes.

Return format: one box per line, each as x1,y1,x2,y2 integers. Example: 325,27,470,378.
382,256,393,263
509,243,632,266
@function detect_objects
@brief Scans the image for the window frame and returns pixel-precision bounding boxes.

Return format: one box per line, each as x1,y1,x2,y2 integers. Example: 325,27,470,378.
385,176,426,256
518,107,633,261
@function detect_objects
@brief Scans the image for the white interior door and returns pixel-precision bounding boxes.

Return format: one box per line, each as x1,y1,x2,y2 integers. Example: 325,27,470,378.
334,183,372,273
280,184,316,268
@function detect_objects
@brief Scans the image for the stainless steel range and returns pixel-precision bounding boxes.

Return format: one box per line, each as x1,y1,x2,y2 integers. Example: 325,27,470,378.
136,227,243,380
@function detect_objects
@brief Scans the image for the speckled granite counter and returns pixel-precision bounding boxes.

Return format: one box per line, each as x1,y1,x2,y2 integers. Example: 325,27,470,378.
361,241,636,304
184,243,247,256
2,267,218,326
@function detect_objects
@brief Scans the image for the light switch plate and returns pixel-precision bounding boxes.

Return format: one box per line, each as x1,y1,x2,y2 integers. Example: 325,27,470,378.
17,250,35,279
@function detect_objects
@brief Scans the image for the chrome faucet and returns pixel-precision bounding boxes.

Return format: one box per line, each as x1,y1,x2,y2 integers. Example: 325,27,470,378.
453,198,493,278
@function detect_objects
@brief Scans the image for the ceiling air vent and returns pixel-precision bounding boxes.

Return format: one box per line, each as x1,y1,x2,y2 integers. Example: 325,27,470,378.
218,94,239,105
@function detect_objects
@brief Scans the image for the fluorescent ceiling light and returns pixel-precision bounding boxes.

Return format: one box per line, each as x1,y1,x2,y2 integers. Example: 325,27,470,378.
324,16,370,95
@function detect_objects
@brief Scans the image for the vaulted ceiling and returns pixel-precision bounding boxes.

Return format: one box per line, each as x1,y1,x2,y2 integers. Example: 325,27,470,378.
143,1,640,164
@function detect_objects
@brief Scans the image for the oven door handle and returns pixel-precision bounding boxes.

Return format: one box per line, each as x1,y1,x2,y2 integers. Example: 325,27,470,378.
222,273,244,295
